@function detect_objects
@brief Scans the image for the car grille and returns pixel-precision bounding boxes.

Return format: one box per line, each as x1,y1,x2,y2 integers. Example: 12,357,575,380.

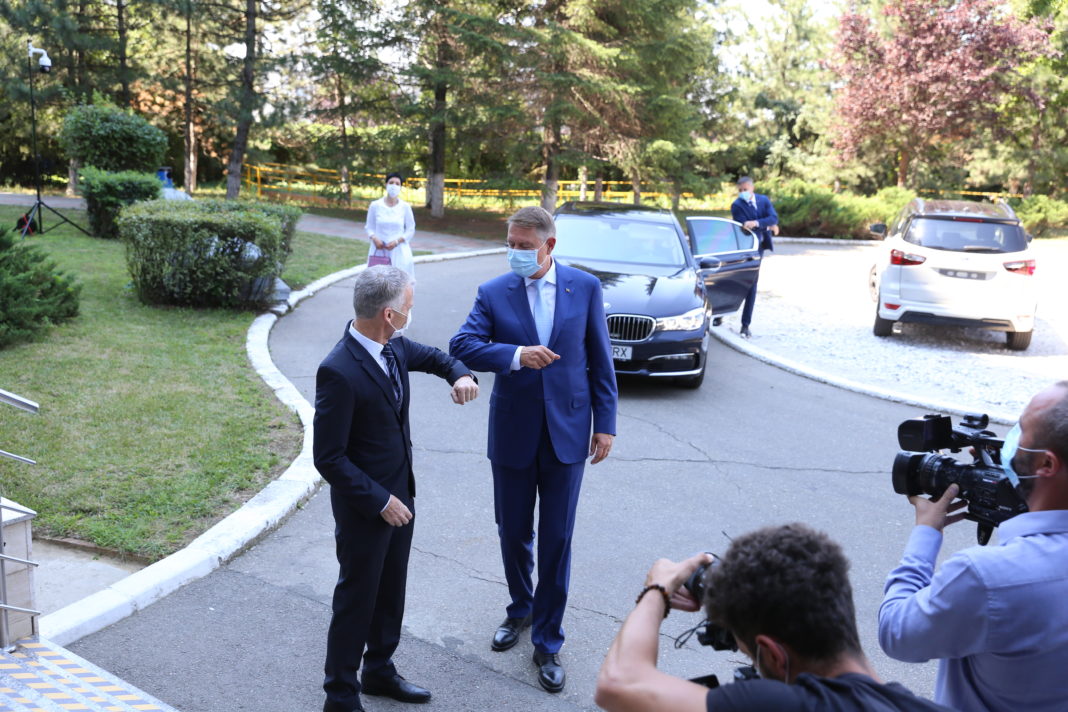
607,314,655,343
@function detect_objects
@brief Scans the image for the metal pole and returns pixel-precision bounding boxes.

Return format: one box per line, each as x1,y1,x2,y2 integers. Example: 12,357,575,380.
27,41,43,237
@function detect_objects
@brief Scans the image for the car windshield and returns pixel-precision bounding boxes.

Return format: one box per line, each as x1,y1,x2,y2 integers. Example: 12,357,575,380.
905,217,1027,254
553,215,686,266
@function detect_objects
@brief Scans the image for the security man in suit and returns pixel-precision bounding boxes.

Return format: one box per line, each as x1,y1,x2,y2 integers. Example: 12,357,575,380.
449,206,618,693
314,265,478,712
730,176,779,338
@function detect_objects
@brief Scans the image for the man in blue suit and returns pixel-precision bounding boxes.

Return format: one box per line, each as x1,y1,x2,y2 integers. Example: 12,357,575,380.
449,205,618,693
730,176,779,338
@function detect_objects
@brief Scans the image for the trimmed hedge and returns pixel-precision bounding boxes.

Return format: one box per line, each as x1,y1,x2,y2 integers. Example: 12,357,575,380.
1013,195,1068,237
118,199,301,309
770,182,917,239
80,167,161,238
59,104,168,173
0,229,80,348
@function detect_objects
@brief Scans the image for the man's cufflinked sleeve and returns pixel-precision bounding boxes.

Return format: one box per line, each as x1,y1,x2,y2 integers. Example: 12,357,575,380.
449,284,517,374
878,525,990,662
312,365,390,518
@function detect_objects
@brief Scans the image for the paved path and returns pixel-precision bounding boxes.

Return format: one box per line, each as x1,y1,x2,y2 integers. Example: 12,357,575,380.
68,253,954,711
0,192,494,253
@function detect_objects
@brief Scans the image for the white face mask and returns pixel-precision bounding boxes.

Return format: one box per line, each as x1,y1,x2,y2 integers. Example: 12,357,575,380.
389,307,412,338
386,183,402,199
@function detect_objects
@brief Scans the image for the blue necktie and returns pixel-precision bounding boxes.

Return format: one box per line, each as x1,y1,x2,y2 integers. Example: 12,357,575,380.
533,280,552,345
380,342,403,403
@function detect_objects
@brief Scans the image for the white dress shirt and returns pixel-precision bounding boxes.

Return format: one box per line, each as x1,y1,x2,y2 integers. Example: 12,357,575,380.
510,259,557,371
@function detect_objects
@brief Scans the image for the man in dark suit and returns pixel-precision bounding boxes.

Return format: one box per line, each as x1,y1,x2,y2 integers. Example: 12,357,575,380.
730,176,779,338
449,206,618,693
314,265,478,712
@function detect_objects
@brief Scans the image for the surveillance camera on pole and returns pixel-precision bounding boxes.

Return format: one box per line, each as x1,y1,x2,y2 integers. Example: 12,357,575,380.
27,42,51,74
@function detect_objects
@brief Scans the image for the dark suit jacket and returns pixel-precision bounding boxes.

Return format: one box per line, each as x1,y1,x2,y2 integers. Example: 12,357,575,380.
313,327,471,518
449,262,617,467
731,193,778,252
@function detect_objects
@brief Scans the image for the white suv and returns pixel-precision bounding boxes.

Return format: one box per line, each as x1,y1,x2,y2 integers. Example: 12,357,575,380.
869,199,1037,350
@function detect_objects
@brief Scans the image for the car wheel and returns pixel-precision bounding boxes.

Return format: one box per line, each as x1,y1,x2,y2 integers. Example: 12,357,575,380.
873,307,894,337
868,266,879,302
1006,330,1032,351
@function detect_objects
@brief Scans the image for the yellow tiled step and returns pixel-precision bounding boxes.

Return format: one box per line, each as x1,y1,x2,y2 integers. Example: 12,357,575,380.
0,640,177,712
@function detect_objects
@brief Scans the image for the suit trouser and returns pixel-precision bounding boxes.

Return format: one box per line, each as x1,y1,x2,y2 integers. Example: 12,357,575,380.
323,487,413,707
740,247,767,328
491,426,585,655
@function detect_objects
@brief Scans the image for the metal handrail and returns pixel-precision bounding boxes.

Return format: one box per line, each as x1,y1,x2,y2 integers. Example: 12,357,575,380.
1,387,40,650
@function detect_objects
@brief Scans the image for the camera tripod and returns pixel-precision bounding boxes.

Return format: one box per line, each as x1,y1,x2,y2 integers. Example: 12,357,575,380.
18,40,89,239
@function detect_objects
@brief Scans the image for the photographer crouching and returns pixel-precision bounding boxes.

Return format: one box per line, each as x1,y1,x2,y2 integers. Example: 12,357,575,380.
879,381,1068,711
596,523,950,712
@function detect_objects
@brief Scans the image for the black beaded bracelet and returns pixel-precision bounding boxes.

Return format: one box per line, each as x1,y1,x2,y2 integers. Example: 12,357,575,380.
636,584,671,619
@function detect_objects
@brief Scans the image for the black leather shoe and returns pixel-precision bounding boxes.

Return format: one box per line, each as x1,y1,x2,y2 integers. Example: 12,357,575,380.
323,699,364,712
491,615,532,652
532,650,565,693
362,673,431,704
740,325,752,339
712,317,723,327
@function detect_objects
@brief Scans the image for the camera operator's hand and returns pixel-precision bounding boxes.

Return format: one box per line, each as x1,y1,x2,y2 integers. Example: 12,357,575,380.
645,553,714,612
909,483,968,532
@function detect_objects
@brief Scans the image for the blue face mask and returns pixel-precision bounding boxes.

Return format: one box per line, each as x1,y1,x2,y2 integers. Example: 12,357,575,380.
739,190,753,202
1000,423,1044,487
507,247,543,278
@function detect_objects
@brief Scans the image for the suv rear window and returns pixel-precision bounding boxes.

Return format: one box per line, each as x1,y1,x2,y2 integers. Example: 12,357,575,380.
905,217,1027,254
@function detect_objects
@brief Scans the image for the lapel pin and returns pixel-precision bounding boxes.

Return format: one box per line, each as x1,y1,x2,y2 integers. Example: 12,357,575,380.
565,288,571,293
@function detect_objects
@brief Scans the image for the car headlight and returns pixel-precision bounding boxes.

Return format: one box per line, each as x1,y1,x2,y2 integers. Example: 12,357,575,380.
655,307,706,332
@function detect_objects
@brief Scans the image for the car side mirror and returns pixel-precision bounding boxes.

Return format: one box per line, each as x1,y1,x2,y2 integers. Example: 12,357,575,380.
869,223,887,236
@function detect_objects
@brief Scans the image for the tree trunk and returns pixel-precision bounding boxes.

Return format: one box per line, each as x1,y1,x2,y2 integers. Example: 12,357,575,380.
671,178,680,212
183,4,198,195
117,0,131,107
594,169,603,201
66,159,79,197
1024,105,1046,197
541,121,561,212
578,164,588,201
225,0,257,200
428,78,447,218
896,149,909,188
631,169,641,204
335,72,351,205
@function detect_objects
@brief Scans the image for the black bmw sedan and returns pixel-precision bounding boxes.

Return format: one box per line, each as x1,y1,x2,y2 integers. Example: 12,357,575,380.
553,202,761,388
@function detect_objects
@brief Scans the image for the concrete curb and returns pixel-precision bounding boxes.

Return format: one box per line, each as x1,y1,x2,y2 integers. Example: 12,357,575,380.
39,246,507,646
775,236,880,246
709,325,1015,426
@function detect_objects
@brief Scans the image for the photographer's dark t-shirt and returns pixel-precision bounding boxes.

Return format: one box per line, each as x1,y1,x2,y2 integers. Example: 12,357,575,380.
706,673,951,712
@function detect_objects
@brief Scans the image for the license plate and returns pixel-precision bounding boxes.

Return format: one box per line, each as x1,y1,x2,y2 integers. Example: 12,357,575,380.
611,344,632,360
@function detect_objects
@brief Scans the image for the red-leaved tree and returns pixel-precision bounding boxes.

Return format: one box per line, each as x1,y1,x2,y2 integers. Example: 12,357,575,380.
831,0,1050,187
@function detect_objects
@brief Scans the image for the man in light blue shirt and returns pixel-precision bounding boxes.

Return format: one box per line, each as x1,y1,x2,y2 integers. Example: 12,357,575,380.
879,380,1068,712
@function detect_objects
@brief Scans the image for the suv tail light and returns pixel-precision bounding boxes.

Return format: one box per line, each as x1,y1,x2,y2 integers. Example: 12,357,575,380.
1003,259,1035,276
890,249,926,266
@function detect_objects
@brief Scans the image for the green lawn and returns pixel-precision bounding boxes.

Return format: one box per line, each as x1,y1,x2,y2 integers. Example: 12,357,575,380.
0,206,354,560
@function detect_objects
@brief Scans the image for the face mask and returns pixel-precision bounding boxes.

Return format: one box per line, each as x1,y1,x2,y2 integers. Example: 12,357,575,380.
739,190,753,202
507,247,543,278
388,307,411,338
386,184,401,199
1000,423,1043,487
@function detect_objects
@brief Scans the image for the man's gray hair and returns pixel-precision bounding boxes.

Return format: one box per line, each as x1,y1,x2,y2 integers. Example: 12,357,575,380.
352,265,412,320
507,206,556,243
1037,380,1068,464
737,176,754,187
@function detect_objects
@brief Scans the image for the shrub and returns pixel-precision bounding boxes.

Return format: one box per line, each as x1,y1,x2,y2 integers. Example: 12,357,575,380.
0,229,80,348
1013,195,1068,237
118,199,301,309
770,183,916,239
80,167,161,238
58,104,168,172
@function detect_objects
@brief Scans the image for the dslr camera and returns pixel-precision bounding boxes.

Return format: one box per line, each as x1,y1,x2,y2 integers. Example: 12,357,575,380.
893,413,1027,545
679,561,758,689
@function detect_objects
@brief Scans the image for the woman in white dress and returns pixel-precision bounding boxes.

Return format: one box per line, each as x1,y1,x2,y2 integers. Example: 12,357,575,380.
365,172,416,278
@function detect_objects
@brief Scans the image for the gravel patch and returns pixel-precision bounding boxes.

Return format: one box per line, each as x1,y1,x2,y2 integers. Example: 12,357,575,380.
717,240,1068,420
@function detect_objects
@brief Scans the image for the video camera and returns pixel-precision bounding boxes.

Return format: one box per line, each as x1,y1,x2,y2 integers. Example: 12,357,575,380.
678,561,758,689
893,413,1028,545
